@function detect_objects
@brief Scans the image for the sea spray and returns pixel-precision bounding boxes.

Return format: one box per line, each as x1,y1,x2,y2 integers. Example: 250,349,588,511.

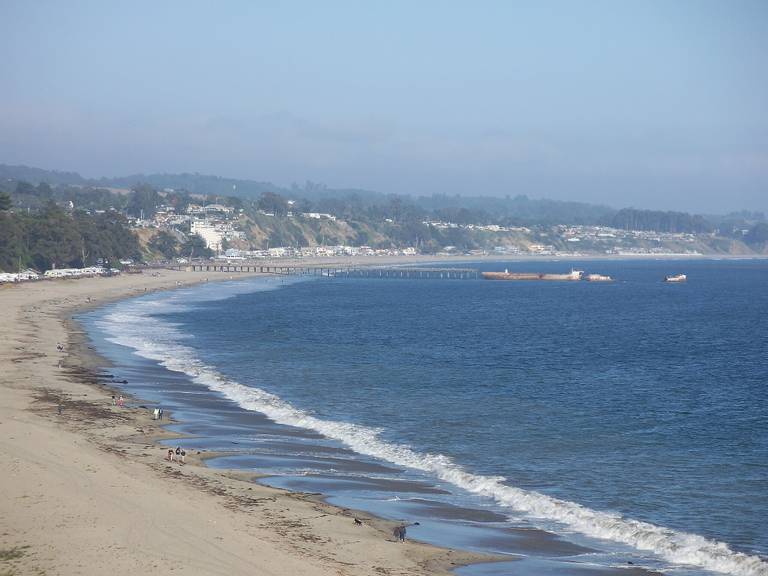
97,295,768,576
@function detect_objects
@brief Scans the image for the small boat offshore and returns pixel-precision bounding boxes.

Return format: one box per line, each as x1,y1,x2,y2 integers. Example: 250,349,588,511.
665,273,687,283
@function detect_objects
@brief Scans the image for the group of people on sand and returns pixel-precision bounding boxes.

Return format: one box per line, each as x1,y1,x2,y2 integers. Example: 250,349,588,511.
166,446,186,464
152,407,164,420
111,395,124,407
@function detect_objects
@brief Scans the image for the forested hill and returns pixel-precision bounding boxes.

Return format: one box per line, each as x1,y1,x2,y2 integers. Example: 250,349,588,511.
1,163,614,220
0,164,87,186
97,172,283,199
0,190,142,272
415,194,615,226
0,164,380,204
0,163,615,226
2,163,761,234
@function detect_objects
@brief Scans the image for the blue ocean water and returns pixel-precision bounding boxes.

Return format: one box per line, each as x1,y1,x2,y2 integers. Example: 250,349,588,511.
82,259,768,576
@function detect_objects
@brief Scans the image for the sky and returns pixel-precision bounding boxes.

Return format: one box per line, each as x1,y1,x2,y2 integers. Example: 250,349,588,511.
1,0,766,213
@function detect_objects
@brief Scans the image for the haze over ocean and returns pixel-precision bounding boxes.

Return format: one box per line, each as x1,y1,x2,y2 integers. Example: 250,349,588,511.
82,259,768,576
2,1,767,213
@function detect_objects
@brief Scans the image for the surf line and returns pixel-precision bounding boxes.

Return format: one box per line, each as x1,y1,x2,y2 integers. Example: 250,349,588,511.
99,296,768,576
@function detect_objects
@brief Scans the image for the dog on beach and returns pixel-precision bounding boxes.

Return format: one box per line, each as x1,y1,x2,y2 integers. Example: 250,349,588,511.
354,518,363,526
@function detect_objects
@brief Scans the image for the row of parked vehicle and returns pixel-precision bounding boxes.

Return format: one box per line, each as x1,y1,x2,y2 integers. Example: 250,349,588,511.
0,266,119,284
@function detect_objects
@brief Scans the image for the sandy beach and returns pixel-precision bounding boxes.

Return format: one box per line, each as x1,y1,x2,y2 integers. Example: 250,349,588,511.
0,269,490,576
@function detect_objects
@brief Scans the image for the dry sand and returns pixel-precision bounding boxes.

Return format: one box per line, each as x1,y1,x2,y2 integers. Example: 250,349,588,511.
0,270,492,576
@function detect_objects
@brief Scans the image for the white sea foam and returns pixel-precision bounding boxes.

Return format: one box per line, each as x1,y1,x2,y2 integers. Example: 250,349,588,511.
98,294,768,576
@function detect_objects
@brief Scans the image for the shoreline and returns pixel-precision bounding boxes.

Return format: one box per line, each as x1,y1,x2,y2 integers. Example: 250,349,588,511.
0,270,494,576
213,253,768,268
67,268,673,576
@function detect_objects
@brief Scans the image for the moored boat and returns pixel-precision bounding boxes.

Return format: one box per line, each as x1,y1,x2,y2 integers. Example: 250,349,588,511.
665,273,687,283
541,269,583,281
585,274,613,282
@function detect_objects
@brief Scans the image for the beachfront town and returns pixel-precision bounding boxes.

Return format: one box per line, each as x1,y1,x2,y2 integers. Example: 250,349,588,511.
0,206,710,284
2,176,765,284
129,200,710,262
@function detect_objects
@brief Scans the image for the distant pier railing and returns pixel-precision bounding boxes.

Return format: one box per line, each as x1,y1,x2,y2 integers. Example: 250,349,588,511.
176,263,479,280
337,267,479,280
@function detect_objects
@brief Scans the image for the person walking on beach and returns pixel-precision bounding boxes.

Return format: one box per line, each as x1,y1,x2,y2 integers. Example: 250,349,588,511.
153,408,159,420
166,448,174,462
159,407,164,420
117,395,124,407
179,449,186,464
111,394,116,406
393,526,406,542
392,522,419,542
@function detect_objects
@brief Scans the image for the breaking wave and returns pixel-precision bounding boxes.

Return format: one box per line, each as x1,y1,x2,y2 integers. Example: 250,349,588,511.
97,291,768,576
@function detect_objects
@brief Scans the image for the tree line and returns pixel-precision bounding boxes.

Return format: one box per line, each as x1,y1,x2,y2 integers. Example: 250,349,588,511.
0,191,141,272
604,208,714,234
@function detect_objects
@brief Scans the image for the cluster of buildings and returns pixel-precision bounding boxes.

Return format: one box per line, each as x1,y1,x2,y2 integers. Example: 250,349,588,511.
476,225,707,257
131,198,715,261
136,203,246,252
559,225,700,245
220,245,418,260
422,220,530,234
257,209,338,221
556,225,703,255
189,220,245,252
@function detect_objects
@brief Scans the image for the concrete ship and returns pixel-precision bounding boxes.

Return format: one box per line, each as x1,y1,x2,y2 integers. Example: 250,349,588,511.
482,269,583,281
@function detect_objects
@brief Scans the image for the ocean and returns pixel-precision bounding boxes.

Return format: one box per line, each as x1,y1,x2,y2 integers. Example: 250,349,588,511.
79,259,768,576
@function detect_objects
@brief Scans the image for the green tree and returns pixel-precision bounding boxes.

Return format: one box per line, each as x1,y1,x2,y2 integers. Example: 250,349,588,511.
0,211,25,271
0,200,142,272
14,181,36,196
257,192,289,216
180,235,213,258
74,212,142,266
126,183,160,218
0,191,11,211
149,231,179,259
36,182,54,201
25,201,83,270
745,223,768,247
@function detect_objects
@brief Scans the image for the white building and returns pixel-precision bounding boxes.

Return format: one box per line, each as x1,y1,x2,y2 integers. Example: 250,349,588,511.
268,247,288,258
203,204,234,214
302,212,337,221
191,220,223,252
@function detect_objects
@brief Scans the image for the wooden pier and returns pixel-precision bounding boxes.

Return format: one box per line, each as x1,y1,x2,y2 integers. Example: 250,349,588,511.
180,263,479,280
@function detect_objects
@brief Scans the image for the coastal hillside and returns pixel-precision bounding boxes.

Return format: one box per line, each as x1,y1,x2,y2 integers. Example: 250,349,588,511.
1,165,766,272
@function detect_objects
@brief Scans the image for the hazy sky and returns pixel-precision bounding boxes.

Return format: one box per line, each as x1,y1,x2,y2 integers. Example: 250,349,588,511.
1,1,766,213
